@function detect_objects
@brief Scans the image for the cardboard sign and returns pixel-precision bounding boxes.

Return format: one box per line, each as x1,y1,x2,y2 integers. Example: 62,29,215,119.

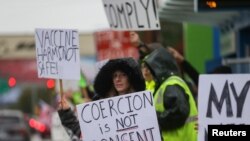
198,74,250,141
35,28,80,80
77,90,162,141
102,0,161,30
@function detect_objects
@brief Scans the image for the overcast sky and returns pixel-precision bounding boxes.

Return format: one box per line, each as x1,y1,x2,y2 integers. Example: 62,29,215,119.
0,0,110,35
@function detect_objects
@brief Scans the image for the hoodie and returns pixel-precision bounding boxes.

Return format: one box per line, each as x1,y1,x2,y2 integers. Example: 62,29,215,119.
94,57,145,98
143,46,190,131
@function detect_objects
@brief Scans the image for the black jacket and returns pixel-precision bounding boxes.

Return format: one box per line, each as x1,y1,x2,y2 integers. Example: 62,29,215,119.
143,46,190,131
58,109,81,138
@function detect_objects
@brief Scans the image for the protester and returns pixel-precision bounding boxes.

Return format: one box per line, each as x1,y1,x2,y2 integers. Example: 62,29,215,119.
141,62,156,94
57,57,145,139
142,46,198,141
130,31,199,102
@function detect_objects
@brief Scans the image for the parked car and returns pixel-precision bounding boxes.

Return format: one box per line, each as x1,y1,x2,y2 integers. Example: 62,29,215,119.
0,109,31,141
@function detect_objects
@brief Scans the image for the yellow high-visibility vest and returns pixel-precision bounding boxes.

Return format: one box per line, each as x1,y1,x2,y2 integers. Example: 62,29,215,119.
154,76,198,141
145,80,156,94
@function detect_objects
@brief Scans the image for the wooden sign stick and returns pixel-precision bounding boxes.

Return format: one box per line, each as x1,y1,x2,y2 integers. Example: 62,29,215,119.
59,79,64,108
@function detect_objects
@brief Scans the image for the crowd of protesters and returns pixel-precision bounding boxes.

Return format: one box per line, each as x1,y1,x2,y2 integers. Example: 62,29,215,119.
55,31,232,141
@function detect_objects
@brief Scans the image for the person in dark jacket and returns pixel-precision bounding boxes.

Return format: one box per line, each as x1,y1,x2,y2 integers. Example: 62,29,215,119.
57,57,145,139
143,46,198,141
130,31,199,101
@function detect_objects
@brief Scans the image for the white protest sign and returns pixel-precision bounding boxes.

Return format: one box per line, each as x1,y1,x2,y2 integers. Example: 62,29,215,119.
76,90,162,141
35,28,80,80
102,0,161,31
198,74,250,141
